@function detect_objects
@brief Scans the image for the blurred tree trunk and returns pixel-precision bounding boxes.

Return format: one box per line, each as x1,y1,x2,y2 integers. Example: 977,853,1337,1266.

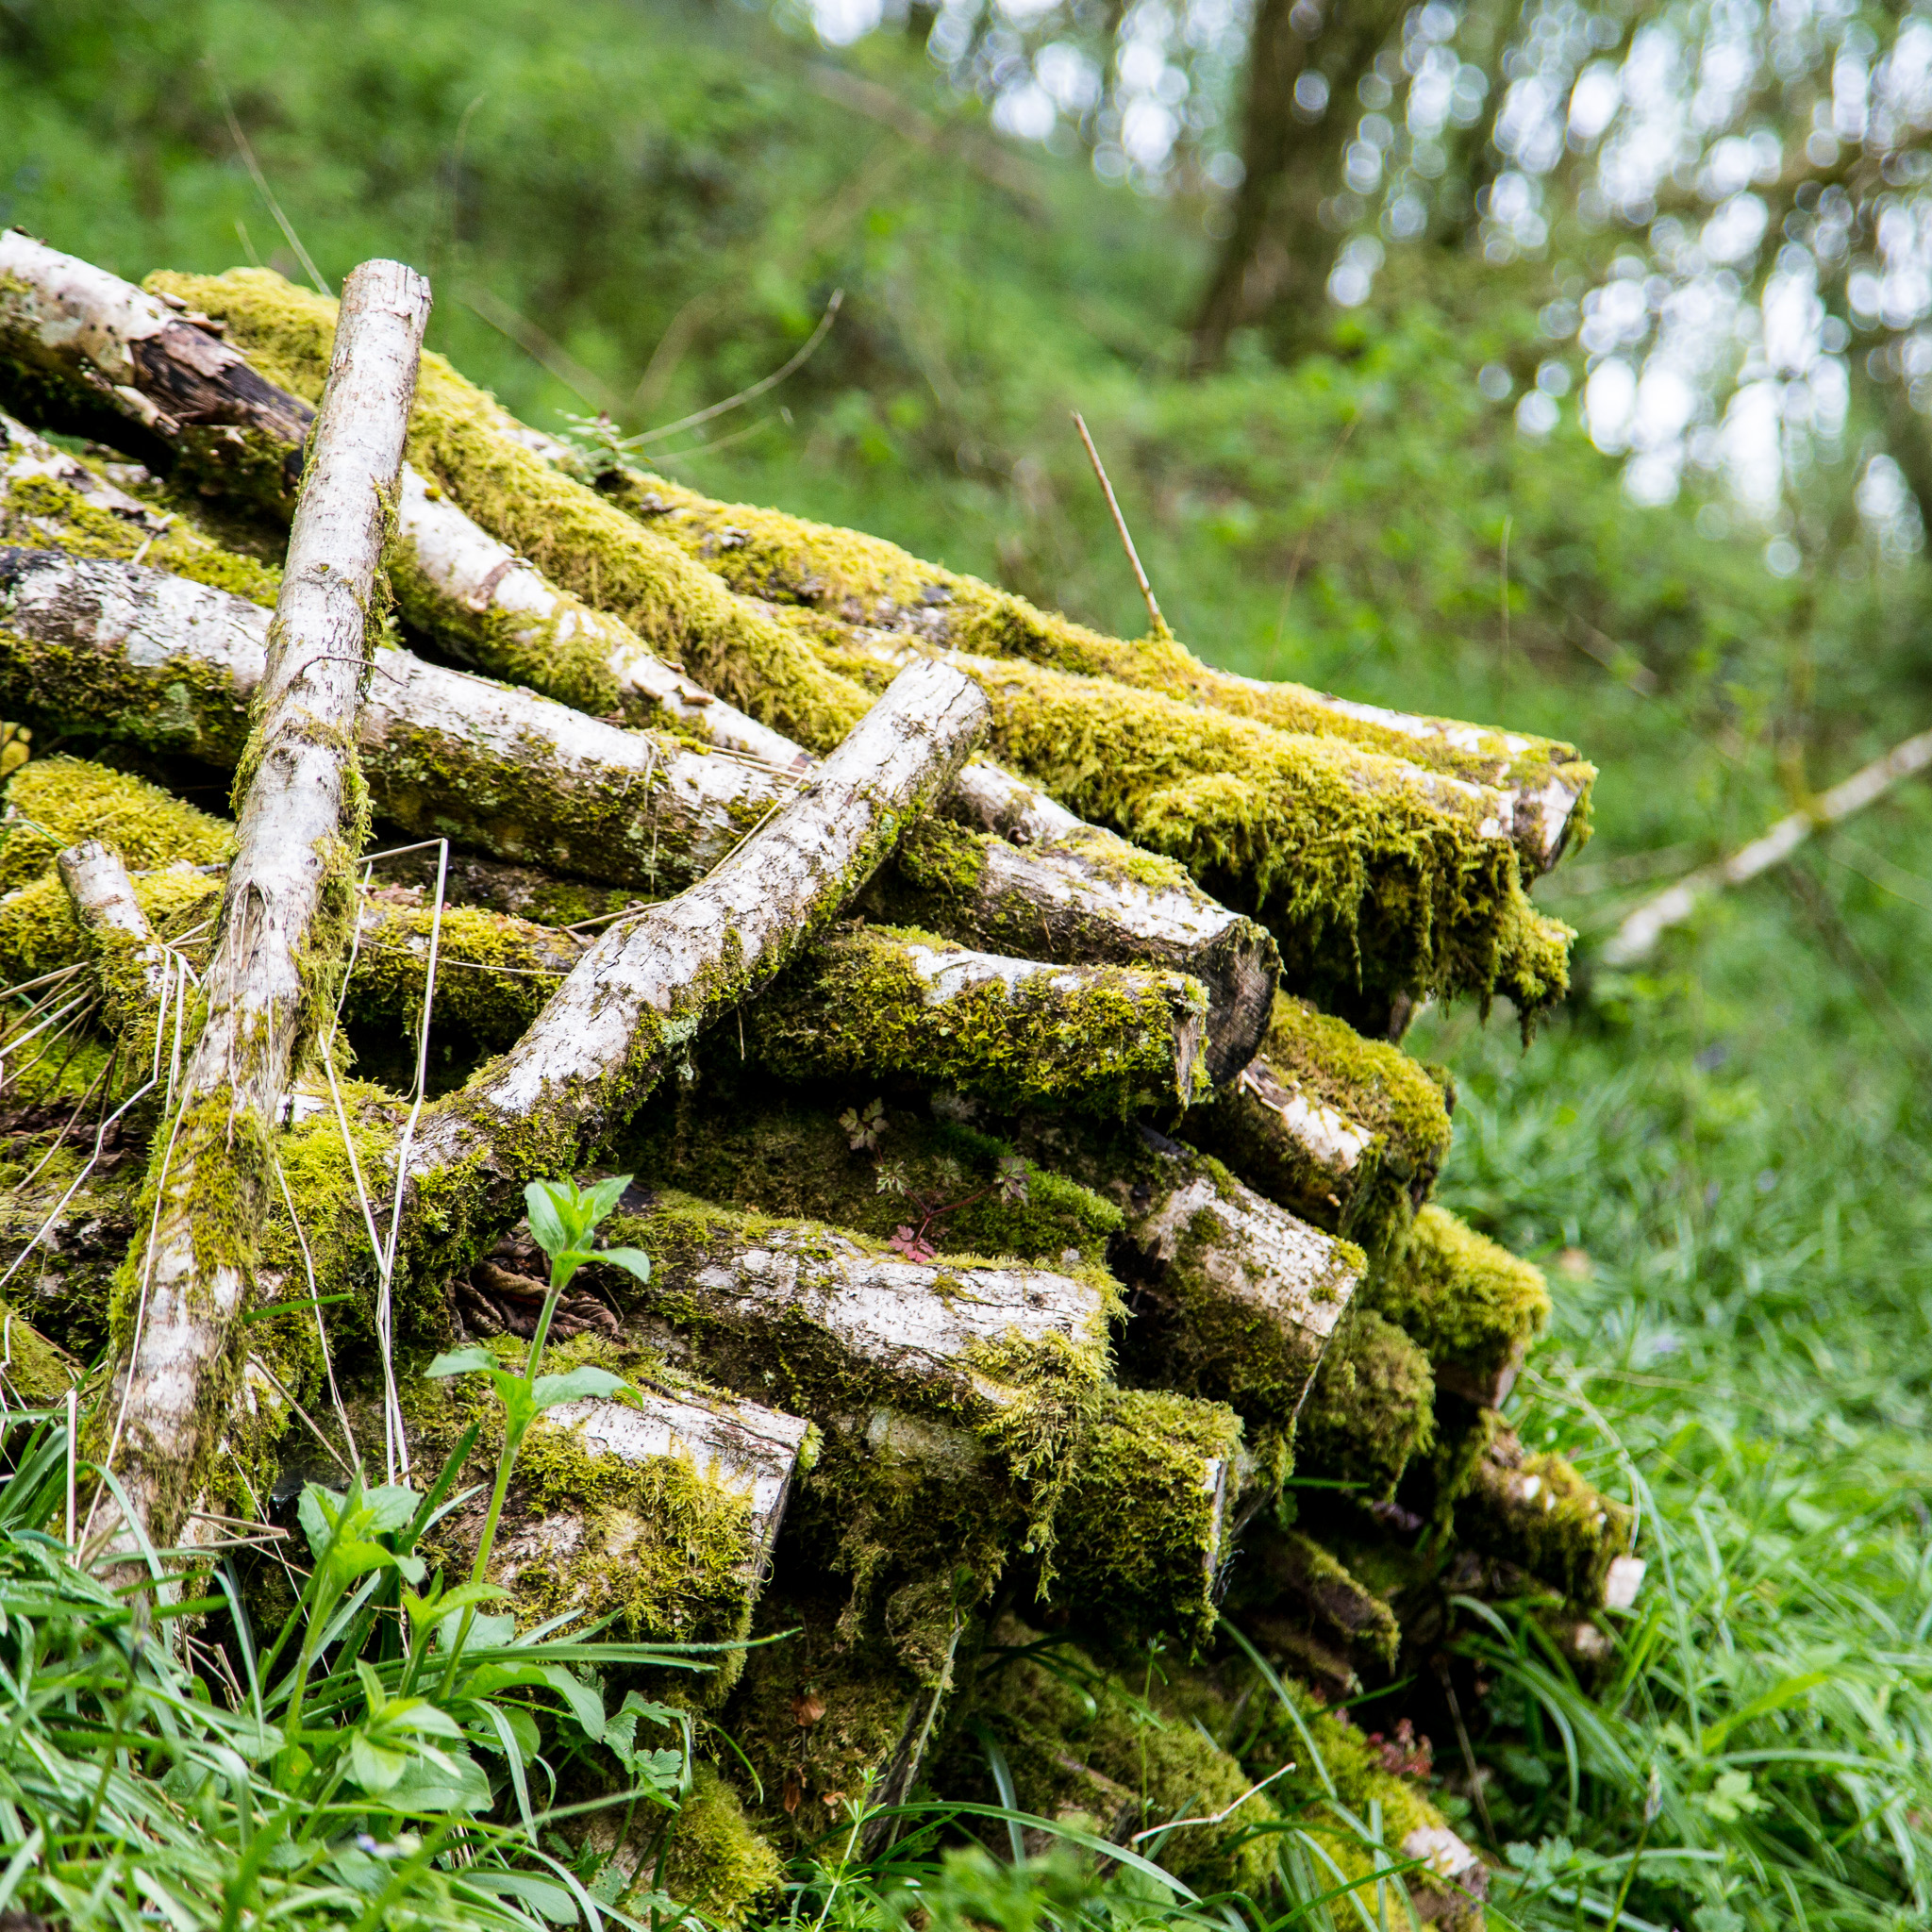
1188,0,1406,371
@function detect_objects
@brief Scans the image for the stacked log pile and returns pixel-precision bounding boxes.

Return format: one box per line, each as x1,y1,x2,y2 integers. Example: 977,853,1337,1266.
0,233,1639,1927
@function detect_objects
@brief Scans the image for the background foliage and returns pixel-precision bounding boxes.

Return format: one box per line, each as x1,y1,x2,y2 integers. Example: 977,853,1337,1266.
4,0,1932,1924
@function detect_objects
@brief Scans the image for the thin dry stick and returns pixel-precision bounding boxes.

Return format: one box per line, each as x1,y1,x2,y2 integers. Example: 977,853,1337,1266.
1072,411,1169,641
1603,724,1932,964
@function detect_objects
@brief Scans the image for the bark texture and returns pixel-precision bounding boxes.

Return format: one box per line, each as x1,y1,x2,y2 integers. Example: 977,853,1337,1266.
90,258,429,1560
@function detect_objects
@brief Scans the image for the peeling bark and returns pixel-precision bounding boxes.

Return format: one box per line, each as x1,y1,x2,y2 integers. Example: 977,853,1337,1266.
89,258,430,1565
0,230,313,504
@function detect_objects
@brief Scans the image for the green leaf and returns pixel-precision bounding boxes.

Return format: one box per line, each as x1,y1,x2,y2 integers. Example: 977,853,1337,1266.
524,1180,571,1258
348,1733,411,1793
363,1485,422,1534
595,1245,652,1285
381,1748,493,1815
531,1364,633,1412
296,1485,344,1561
425,1346,497,1379
405,1580,508,1635
465,1872,577,1923
582,1172,633,1225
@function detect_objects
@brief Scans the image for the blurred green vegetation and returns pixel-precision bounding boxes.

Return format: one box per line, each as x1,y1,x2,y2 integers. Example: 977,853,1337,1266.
5,0,1932,1924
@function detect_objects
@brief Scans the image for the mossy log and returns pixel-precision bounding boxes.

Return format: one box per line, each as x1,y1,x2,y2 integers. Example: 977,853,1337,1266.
1455,1421,1634,1606
1366,1205,1550,1408
55,838,172,1040
144,268,1575,1025
1293,1308,1437,1501
0,408,287,612
0,232,311,503
596,1191,1109,1541
748,922,1210,1114
89,260,430,1563
582,467,1592,877
1231,1526,1402,1698
822,631,1565,1026
1190,992,1454,1266
0,236,805,765
146,266,878,752
0,554,1278,1063
1050,1387,1245,1640
0,549,795,894
1067,1123,1361,1440
0,1294,80,1404
874,807,1278,1083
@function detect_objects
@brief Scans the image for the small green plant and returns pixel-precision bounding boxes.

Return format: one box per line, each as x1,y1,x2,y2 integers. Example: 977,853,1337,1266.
426,1174,653,1666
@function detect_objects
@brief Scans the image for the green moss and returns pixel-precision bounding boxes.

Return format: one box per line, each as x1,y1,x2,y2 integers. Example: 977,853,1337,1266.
0,758,231,895
588,464,1594,825
597,1191,1113,1592
958,1623,1277,1896
1455,1420,1634,1602
345,902,569,1048
660,1767,785,1927
748,922,1208,1116
614,1078,1121,1268
1048,1388,1244,1641
1368,1205,1549,1406
0,1297,78,1405
1294,1309,1435,1501
815,634,1559,1023
1,473,282,606
1189,992,1452,1268
723,1576,968,1835
149,269,874,752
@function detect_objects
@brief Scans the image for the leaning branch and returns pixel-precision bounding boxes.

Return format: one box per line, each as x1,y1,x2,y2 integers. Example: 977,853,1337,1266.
88,259,430,1567
1601,726,1932,966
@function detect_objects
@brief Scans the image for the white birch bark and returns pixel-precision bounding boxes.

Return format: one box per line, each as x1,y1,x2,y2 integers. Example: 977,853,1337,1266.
0,551,1274,1062
1,409,171,531
391,658,991,1268
91,259,430,1566
56,838,172,1037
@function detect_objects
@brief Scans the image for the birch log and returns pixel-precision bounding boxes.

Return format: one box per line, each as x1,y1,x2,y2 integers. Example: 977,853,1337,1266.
748,922,1211,1114
0,233,807,763
56,839,171,1041
386,658,990,1283
0,552,1277,1059
88,259,429,1566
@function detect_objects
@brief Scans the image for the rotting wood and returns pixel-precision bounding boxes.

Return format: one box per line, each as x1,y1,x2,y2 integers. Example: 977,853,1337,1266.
86,258,430,1567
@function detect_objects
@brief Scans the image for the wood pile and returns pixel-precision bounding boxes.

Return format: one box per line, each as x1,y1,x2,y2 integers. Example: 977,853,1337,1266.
0,233,1638,1927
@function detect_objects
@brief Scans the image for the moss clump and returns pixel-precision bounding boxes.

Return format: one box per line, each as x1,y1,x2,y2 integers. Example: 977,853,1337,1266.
1,473,281,607
813,635,1559,1024
1048,1388,1245,1641
951,1620,1278,1896
148,269,874,752
659,1767,785,1927
587,464,1595,839
748,922,1209,1116
1368,1205,1550,1407
723,1576,969,1836
1189,992,1452,1268
0,757,231,895
1294,1310,1435,1501
614,1077,1121,1269
345,902,573,1049
1456,1421,1634,1602
0,1297,79,1405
